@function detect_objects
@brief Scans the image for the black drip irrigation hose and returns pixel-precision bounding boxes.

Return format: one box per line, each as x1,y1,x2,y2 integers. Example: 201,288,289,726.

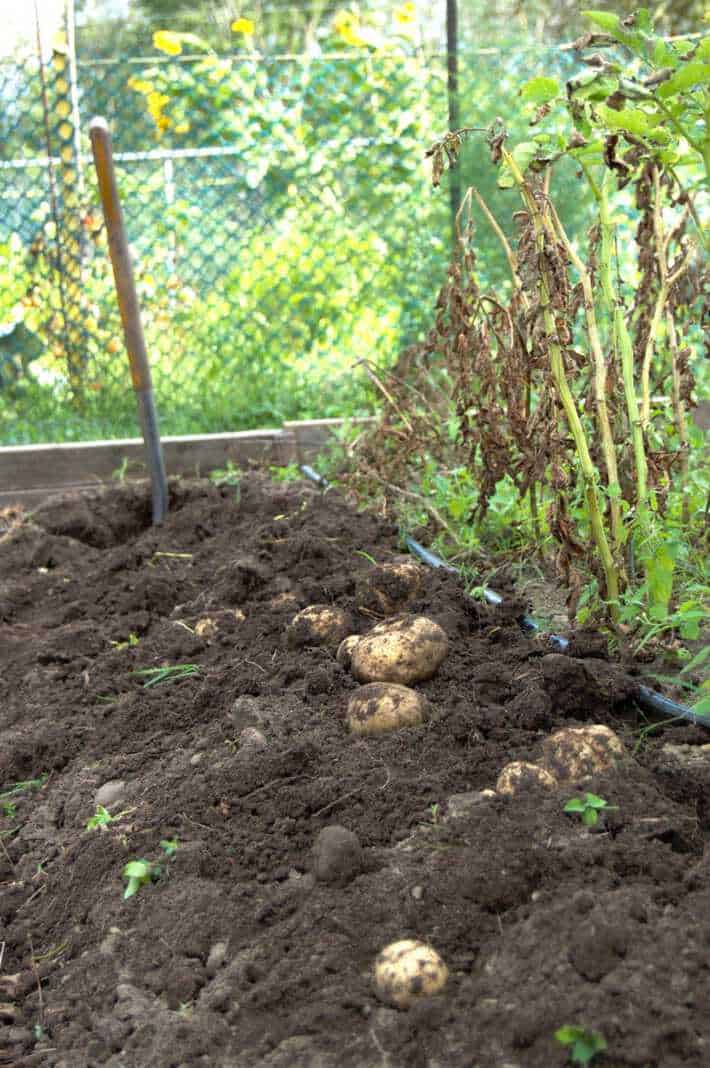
300,465,707,729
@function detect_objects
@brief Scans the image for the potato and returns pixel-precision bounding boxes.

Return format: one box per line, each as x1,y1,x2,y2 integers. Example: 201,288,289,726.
374,939,448,1009
496,761,558,797
194,609,245,639
336,634,360,669
356,561,424,616
286,604,352,650
347,683,430,736
542,725,625,782
349,615,448,685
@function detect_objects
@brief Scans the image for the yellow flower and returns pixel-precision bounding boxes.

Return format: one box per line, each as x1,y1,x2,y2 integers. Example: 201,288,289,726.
231,17,255,36
333,10,366,47
146,90,171,132
153,30,183,56
127,76,154,94
394,2,416,23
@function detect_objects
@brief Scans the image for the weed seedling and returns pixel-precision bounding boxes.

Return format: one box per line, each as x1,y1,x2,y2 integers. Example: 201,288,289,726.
355,550,378,565
209,460,242,489
130,664,200,688
122,859,158,899
564,793,617,828
554,1025,607,1065
0,773,48,817
122,839,179,898
85,804,135,831
110,633,140,651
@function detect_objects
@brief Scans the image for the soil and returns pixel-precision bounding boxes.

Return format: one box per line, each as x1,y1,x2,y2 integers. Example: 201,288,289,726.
1,474,709,1068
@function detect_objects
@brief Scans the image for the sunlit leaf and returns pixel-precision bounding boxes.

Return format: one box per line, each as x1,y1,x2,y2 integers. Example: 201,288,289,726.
520,76,559,104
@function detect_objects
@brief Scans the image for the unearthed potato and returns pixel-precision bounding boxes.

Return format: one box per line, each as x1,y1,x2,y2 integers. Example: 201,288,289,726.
194,609,245,639
347,683,430,736
374,939,448,1009
357,561,424,616
349,615,448,685
336,634,360,669
286,604,351,650
542,725,625,782
496,761,557,797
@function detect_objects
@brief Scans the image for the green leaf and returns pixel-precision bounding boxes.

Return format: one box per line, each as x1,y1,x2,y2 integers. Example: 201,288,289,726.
594,103,656,136
658,62,710,98
581,11,621,34
564,799,586,813
680,646,710,676
582,808,599,826
691,693,710,718
645,544,676,621
568,71,620,102
520,76,560,104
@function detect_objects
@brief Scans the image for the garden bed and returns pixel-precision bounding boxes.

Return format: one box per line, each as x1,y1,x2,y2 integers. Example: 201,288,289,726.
1,473,709,1067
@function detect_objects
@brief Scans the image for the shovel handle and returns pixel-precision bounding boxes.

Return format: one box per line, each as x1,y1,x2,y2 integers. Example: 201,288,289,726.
89,116,168,524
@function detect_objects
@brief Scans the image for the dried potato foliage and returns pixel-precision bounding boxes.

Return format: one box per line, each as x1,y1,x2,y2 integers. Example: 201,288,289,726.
342,153,705,613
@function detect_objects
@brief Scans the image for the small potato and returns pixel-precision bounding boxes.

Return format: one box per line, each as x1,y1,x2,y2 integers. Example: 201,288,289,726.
357,561,424,616
286,604,352,650
336,634,360,669
350,615,448,685
194,609,245,639
347,683,430,736
543,725,625,782
374,939,448,1009
496,761,557,797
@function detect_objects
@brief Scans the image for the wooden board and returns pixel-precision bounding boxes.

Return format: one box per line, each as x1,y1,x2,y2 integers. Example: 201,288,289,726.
0,419,369,509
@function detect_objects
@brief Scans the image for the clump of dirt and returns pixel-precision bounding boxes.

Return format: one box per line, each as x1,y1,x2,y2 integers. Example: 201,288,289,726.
1,474,708,1067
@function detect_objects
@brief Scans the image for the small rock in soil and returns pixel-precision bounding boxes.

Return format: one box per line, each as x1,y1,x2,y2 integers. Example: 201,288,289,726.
94,779,126,808
312,825,363,886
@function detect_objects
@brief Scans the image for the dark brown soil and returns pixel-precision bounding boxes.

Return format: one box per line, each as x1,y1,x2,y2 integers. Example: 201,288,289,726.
1,475,709,1068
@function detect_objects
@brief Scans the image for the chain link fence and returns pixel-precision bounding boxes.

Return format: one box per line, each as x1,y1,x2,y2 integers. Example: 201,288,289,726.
0,17,577,445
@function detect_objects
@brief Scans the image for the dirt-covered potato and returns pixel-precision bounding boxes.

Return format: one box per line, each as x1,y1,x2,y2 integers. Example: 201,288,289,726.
347,682,430,736
496,761,558,797
336,634,360,669
356,561,424,616
286,604,352,650
542,725,625,782
194,609,245,639
349,615,448,685
374,939,448,1009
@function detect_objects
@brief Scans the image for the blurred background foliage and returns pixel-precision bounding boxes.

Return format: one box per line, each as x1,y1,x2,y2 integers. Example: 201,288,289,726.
0,0,704,443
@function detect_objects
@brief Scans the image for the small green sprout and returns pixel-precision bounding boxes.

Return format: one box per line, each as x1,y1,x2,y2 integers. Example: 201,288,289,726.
86,804,134,831
355,549,378,565
555,1025,607,1065
110,632,140,651
564,793,617,828
122,859,158,899
130,664,200,688
429,803,441,825
122,839,179,898
86,805,113,830
209,460,242,487
0,773,48,819
160,838,179,857
269,462,301,483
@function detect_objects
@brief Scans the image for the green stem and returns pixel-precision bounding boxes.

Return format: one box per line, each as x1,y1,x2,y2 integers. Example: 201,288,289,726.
585,168,649,510
503,151,619,617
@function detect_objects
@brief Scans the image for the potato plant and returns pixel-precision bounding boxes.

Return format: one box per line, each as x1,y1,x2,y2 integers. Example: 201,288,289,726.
346,8,708,658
